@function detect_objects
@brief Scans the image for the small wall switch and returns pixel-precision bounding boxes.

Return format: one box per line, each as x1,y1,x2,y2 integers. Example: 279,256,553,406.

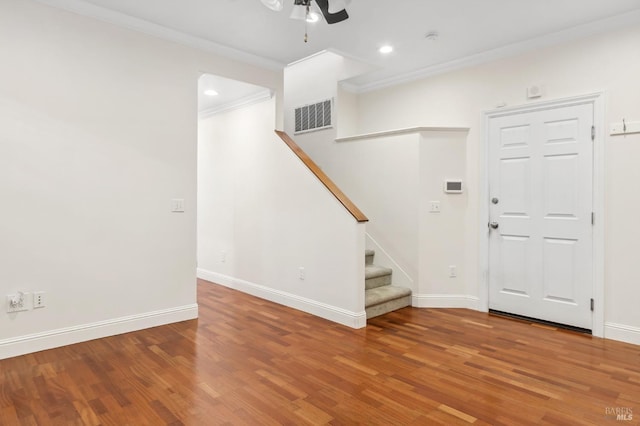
449,265,457,278
171,198,185,212
429,201,441,213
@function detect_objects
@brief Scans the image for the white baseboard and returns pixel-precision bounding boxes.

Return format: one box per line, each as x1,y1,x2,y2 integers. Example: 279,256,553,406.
413,294,480,310
0,304,198,360
198,269,367,329
604,322,640,346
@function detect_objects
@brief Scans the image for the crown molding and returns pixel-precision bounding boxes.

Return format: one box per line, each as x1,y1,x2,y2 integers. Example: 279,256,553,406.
36,0,285,72
286,50,332,68
199,89,273,119
338,81,359,93
33,1,640,94
352,9,640,94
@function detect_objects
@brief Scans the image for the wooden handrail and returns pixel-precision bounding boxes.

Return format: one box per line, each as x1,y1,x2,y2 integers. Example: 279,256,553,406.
275,130,368,223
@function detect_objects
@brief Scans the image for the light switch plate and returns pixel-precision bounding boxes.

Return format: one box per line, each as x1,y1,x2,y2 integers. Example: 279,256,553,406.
171,198,185,212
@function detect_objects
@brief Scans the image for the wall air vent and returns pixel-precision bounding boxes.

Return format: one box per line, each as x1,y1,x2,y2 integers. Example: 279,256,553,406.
294,99,333,134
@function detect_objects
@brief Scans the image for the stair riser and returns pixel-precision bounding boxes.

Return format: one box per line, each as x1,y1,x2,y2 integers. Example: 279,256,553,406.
365,254,374,265
366,295,412,319
365,274,391,290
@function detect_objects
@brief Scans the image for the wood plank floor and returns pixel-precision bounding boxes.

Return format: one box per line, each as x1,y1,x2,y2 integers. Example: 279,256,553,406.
1,280,639,425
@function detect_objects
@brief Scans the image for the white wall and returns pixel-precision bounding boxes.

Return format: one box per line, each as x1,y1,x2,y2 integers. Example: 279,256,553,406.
332,134,420,285
283,51,375,163
336,86,359,138
356,25,640,343
284,50,471,308
0,0,282,359
418,131,469,306
283,52,343,164
329,130,468,305
197,98,366,328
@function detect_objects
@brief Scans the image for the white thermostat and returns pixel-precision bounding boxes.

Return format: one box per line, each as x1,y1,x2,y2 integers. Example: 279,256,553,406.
444,180,463,194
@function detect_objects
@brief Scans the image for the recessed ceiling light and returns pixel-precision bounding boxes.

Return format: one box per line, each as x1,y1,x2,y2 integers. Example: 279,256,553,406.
379,45,393,54
204,89,219,97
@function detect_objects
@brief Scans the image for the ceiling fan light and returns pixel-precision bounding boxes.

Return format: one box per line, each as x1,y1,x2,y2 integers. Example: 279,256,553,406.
260,0,283,12
327,0,347,13
290,4,308,20
306,10,320,22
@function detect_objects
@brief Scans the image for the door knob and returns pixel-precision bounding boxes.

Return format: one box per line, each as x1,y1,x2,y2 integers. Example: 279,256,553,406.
489,221,499,229
491,197,499,204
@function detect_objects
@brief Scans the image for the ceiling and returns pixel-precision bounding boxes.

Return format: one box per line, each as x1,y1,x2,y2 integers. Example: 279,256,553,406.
198,74,271,114
43,0,640,92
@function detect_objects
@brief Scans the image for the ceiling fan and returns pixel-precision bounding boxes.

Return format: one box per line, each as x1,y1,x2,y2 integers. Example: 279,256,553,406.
260,0,350,25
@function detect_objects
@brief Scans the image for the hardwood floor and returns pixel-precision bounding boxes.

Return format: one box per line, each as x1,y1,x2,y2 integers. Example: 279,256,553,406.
1,280,639,425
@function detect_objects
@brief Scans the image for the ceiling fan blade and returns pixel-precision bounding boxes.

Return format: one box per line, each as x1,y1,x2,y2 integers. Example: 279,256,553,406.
314,0,349,24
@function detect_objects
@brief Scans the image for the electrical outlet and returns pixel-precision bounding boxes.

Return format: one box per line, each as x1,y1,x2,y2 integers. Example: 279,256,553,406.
430,201,441,213
7,292,29,313
220,250,227,263
299,267,305,280
33,291,46,309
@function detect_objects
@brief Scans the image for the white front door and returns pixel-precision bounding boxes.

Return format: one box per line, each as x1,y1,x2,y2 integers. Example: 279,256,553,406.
488,102,594,330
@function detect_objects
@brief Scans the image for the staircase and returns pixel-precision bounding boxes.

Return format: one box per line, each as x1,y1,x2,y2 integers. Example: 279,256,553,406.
365,249,412,319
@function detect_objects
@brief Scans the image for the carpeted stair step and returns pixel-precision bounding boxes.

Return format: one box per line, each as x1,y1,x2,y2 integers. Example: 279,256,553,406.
365,249,375,265
363,249,412,319
365,264,392,290
365,285,412,319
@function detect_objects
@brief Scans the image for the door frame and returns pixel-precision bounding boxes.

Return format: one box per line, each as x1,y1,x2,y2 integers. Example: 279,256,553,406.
479,92,604,337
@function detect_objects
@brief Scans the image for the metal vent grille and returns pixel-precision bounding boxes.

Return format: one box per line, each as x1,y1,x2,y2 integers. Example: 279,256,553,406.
294,99,332,134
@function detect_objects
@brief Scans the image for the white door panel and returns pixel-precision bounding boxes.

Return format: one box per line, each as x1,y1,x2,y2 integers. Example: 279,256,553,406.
499,235,531,297
542,238,578,303
489,103,593,329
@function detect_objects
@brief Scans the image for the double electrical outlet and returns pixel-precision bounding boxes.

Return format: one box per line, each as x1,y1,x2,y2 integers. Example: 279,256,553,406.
6,291,46,313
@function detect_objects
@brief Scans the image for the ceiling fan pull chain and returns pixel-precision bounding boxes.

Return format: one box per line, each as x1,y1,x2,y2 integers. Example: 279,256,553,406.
304,4,309,42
